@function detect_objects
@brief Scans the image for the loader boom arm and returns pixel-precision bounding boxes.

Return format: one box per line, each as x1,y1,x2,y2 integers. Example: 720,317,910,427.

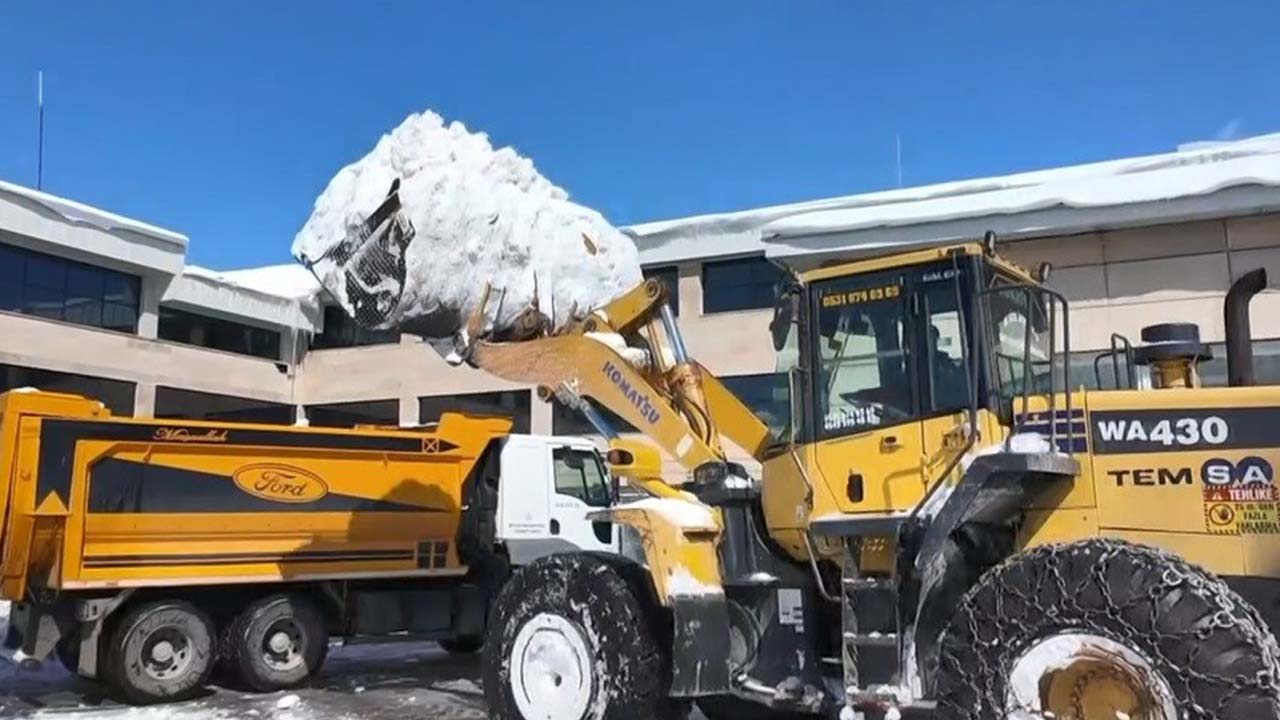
470,278,772,478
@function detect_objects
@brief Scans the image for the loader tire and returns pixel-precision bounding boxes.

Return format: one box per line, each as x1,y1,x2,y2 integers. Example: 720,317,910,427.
104,600,215,704
221,594,328,692
483,553,687,720
935,538,1280,720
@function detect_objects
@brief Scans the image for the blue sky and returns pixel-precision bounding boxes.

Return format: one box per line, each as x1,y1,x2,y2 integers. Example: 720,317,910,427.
1,2,1278,269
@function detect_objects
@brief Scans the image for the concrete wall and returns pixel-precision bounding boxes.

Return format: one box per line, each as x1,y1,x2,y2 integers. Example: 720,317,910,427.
1002,213,1280,350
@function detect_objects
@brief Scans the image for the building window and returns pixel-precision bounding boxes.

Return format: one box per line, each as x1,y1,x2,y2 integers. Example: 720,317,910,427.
701,256,786,313
306,399,400,428
552,397,636,436
154,387,293,424
721,373,791,439
0,241,140,333
419,390,531,433
643,266,679,316
158,306,282,360
312,306,400,349
0,363,135,416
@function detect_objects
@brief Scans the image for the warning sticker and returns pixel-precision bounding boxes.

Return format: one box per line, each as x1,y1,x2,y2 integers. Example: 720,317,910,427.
777,588,804,627
1202,456,1280,535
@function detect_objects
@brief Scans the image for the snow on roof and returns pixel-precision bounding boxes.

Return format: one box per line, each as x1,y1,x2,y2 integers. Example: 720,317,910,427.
627,132,1280,264
183,263,323,301
0,178,187,247
170,263,323,332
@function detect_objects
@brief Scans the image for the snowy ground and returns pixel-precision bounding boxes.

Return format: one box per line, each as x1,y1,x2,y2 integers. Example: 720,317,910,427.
0,641,488,720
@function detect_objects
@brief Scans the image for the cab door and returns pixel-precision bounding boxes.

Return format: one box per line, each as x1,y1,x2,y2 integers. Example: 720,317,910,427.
809,268,928,515
549,445,619,553
916,263,982,486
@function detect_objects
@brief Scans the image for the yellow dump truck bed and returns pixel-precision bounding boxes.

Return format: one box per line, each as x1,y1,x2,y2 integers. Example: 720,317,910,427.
0,388,513,599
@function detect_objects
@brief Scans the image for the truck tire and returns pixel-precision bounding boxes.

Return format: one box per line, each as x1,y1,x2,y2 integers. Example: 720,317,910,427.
935,539,1280,720
104,600,215,704
221,594,328,692
483,553,687,720
439,635,484,655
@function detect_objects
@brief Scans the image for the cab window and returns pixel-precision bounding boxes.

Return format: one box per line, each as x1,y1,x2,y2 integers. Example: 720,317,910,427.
812,272,913,438
919,267,974,413
552,447,612,508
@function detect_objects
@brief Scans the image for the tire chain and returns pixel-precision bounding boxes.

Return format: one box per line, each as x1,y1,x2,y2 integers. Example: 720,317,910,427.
935,539,1280,720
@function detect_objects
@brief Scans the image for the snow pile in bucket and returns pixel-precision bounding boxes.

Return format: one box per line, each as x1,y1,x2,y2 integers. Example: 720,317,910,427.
292,111,641,357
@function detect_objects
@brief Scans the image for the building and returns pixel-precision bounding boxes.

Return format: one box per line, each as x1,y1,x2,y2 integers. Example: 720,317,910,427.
4,134,1280,477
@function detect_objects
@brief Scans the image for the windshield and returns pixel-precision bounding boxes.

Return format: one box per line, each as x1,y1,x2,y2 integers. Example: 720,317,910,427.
984,273,1053,399
813,275,913,438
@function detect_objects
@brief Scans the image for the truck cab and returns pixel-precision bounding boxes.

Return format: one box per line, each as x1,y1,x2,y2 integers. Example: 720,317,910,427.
495,434,622,564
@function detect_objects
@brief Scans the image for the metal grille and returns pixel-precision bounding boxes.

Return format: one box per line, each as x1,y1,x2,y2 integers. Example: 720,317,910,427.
304,178,416,330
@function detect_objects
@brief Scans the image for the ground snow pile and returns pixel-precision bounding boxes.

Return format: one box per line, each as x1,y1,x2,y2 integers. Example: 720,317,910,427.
293,111,641,356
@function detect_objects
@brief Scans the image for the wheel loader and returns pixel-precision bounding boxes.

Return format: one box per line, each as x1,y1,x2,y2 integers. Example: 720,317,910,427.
333,215,1280,718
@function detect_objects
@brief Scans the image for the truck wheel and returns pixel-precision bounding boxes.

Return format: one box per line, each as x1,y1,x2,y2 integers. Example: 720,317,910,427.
483,554,686,720
221,594,328,692
104,600,215,704
935,539,1280,720
439,635,484,655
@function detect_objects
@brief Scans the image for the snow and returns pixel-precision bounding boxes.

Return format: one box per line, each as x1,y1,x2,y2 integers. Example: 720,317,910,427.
612,497,718,529
292,110,641,353
961,431,1057,472
664,565,724,597
275,694,301,710
0,178,188,247
627,131,1280,260
763,150,1280,239
181,264,322,302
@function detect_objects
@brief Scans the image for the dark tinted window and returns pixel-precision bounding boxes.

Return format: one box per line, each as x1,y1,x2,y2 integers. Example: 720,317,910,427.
307,399,399,428
419,390,531,433
642,266,679,316
0,241,140,333
154,387,293,424
720,373,791,438
159,306,282,360
552,397,636,436
312,305,400,349
702,256,786,313
0,363,135,415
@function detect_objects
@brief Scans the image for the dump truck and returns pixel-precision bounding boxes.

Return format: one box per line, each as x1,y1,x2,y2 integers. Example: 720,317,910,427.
0,388,623,704
352,232,1280,720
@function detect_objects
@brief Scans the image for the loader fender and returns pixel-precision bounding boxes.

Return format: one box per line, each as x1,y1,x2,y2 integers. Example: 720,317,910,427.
906,451,1079,696
587,499,733,696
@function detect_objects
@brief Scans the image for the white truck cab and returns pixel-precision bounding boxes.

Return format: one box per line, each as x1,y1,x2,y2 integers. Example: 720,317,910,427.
495,435,623,563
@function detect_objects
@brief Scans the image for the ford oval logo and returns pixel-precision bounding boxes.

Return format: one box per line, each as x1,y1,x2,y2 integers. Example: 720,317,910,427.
233,464,328,504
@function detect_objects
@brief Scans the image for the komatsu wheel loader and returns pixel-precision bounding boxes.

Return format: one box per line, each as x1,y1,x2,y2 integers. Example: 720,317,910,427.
335,209,1280,718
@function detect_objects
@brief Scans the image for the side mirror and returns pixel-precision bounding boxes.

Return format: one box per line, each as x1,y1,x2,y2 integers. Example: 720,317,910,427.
770,286,799,351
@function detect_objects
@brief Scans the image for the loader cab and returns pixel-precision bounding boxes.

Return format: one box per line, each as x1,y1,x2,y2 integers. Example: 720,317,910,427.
774,243,1061,517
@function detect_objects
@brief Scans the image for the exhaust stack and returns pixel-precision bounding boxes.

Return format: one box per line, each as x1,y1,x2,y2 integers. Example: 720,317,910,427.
1226,268,1268,387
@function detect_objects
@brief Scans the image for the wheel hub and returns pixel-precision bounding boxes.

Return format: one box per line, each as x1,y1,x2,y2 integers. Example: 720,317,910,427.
509,612,593,720
1006,633,1176,720
261,620,304,672
141,629,192,681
